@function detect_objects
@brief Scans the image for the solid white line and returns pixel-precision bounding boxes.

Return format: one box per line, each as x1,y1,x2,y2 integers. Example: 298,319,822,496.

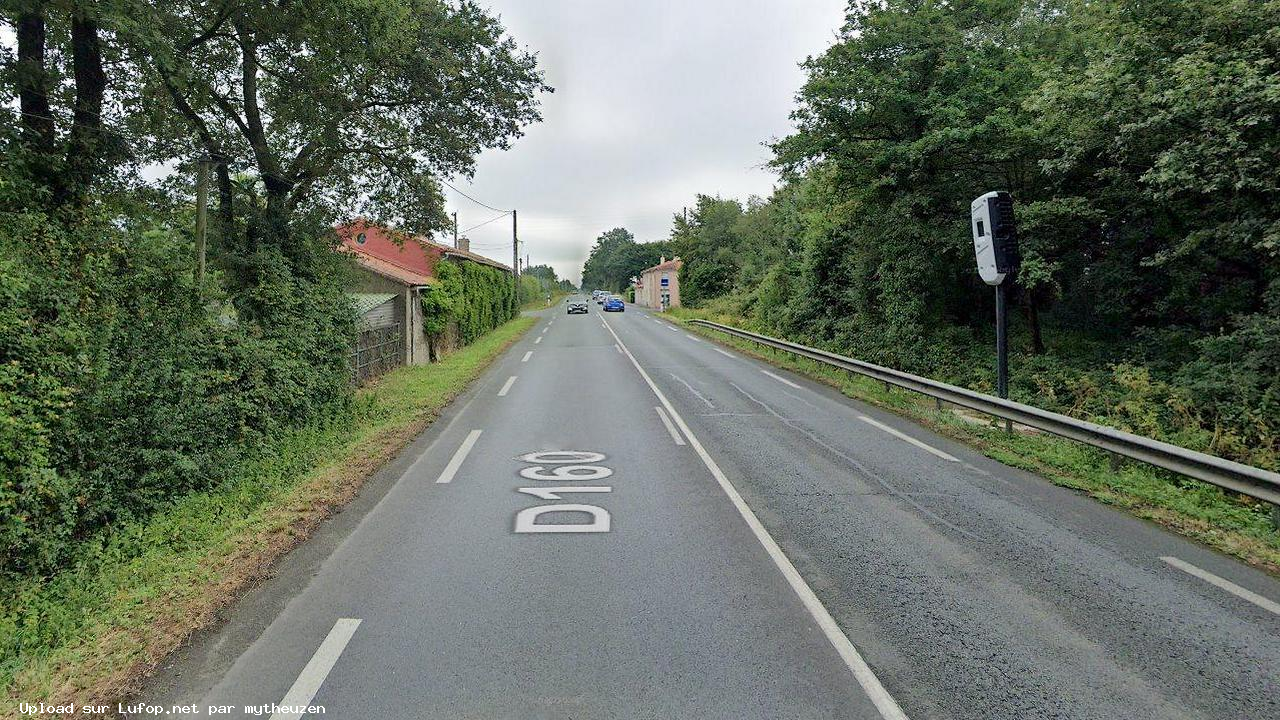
1161,556,1280,616
858,415,959,462
761,369,803,390
685,334,702,343
521,351,533,362
534,336,542,344
654,406,686,445
614,344,622,354
598,317,908,720
436,429,483,484
714,348,734,358
498,376,517,396
268,618,361,720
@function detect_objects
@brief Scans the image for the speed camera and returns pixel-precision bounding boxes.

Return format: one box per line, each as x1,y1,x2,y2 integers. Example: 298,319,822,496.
971,191,1020,285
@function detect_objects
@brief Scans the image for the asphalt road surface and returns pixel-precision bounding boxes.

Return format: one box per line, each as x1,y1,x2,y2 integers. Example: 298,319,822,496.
140,302,1280,719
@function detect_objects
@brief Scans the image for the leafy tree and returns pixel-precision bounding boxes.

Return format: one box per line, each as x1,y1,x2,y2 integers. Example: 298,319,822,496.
122,0,550,300
580,228,670,292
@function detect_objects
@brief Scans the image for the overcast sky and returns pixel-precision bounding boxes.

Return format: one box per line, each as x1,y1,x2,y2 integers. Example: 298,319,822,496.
443,0,846,284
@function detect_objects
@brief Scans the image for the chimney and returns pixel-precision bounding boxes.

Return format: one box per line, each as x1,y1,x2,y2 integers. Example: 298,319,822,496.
458,236,470,253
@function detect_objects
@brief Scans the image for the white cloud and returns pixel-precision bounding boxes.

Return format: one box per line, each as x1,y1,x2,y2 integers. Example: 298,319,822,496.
445,0,845,284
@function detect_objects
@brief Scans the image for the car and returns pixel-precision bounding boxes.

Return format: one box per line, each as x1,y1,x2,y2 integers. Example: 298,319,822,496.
603,297,624,312
566,298,588,314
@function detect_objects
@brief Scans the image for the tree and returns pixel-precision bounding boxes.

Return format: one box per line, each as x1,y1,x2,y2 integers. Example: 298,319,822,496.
580,228,670,292
125,0,550,292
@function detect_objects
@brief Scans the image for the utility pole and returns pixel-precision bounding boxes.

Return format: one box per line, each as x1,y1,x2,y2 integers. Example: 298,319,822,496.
512,209,519,305
452,211,458,248
195,157,210,290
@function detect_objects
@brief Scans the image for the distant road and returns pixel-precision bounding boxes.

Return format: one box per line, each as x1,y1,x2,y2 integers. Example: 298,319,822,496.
140,302,1280,719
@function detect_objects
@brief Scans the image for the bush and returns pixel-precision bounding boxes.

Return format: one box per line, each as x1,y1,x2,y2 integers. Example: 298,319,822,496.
0,211,354,578
422,259,518,349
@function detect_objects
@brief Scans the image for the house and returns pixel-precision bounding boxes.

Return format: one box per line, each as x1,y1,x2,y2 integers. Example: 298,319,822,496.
633,255,682,311
338,220,512,366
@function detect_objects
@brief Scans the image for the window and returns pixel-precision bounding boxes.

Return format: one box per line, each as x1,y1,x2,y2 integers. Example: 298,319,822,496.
356,232,367,244
975,221,985,237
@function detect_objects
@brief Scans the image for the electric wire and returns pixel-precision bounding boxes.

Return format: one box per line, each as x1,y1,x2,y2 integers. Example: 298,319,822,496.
458,211,512,234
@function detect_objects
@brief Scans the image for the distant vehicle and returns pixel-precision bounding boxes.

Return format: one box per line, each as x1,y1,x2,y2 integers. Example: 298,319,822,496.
603,297,624,312
595,293,607,304
566,298,589,314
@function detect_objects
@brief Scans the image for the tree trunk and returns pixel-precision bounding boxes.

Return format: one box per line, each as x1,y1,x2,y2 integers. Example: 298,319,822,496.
1024,291,1046,355
15,5,56,188
54,11,108,207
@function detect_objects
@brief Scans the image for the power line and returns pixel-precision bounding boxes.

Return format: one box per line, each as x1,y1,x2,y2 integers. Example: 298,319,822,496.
441,179,509,213
459,211,512,234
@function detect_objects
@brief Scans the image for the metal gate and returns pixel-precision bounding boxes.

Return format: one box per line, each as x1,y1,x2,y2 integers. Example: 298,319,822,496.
350,322,402,383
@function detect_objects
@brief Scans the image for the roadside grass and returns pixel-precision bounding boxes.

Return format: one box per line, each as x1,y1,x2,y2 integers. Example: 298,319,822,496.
0,316,536,717
666,309,1280,575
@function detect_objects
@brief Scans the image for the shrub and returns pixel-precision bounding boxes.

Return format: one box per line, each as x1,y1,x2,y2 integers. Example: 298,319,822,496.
0,211,354,578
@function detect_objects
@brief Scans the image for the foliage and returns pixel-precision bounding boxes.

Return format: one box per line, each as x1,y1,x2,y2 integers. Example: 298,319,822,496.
0,210,353,578
580,227,670,292
0,0,548,578
517,263,567,305
655,0,1279,471
422,258,518,349
0,315,535,713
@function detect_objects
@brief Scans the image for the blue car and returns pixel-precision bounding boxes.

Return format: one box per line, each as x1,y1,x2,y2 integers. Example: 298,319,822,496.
603,297,625,312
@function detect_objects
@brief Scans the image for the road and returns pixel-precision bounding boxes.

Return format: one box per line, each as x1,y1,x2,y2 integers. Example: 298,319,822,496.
140,301,1280,719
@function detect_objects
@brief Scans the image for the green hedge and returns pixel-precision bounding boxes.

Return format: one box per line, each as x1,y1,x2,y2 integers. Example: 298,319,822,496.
0,211,354,578
422,259,518,348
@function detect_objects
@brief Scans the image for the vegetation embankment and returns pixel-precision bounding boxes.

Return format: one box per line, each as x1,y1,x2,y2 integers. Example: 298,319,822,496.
0,315,536,715
582,0,1278,551
669,304,1280,574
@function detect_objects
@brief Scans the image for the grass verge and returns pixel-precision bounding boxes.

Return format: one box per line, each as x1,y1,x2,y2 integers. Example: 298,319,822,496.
1,315,536,717
667,308,1280,575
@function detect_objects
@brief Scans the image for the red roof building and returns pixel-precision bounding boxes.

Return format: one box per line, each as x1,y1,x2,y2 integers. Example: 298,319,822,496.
337,220,513,368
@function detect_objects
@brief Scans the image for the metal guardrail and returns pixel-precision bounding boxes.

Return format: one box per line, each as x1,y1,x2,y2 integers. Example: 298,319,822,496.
688,319,1280,507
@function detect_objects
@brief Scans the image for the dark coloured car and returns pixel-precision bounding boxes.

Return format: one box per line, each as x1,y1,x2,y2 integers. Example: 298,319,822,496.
603,297,624,312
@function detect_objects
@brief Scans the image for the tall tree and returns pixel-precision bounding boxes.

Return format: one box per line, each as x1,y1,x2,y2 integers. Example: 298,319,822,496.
126,0,550,290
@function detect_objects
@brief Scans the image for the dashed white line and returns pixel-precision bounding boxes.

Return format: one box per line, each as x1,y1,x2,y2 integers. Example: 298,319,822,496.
436,429,483,484
498,375,517,396
714,348,734,358
685,334,702,342
1161,556,1280,616
654,406,686,445
534,336,542,344
858,415,958,462
540,327,548,335
268,618,361,720
599,316,908,720
667,325,679,332
761,369,802,390
521,351,533,362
